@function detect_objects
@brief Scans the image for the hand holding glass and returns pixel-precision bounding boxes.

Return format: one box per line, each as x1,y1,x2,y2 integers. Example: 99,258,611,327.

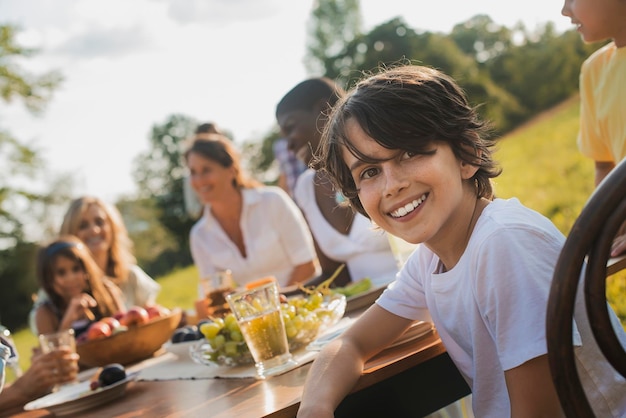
226,280,295,379
38,329,77,391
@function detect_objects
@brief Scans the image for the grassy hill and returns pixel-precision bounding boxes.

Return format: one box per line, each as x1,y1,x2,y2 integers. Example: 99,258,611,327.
494,95,593,234
7,95,624,383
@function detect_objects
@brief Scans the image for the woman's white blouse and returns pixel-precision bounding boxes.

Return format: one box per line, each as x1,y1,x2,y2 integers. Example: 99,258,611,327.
190,186,318,289
294,169,398,282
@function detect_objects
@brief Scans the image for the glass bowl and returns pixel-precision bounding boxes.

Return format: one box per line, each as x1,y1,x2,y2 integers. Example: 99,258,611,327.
190,293,346,367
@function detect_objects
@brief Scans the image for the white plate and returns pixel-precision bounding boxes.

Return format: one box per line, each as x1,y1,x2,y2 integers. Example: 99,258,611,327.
24,372,138,416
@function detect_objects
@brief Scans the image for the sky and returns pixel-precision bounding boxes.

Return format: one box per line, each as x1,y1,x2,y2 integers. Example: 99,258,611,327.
1,0,572,203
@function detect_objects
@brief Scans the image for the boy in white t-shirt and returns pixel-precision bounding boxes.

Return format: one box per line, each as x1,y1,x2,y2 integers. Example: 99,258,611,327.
296,65,626,418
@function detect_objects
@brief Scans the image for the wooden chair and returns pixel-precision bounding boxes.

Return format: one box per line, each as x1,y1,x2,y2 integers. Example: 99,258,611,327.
547,159,626,417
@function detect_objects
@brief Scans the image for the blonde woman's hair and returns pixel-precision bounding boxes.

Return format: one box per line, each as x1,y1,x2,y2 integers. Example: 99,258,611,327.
60,196,136,286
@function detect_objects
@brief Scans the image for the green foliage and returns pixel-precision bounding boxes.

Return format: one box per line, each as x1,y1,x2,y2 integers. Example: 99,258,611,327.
494,95,593,234
0,242,39,330
305,0,362,77
0,24,74,333
154,264,199,311
0,24,63,114
131,114,199,270
116,197,179,277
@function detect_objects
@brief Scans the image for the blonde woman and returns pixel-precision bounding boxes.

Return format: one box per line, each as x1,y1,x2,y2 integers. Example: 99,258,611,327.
30,197,160,334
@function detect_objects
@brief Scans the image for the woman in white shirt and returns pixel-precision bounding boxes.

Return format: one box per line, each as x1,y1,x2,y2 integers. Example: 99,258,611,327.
185,133,319,288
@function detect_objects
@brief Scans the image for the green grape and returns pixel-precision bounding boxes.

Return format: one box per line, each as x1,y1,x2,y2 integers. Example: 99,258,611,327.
200,322,222,339
224,341,239,356
230,330,243,342
224,313,237,328
211,334,226,349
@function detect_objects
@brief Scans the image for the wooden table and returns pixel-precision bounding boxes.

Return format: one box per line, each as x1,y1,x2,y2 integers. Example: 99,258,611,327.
15,319,469,418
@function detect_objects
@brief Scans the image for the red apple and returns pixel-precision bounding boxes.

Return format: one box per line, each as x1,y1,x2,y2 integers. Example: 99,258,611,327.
86,321,112,340
145,305,171,320
119,306,149,327
100,316,121,331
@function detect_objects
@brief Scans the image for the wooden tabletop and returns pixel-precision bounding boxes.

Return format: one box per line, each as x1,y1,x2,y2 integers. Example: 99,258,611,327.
14,303,471,418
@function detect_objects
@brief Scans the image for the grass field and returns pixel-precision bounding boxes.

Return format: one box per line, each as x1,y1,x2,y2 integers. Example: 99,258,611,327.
7,94,625,383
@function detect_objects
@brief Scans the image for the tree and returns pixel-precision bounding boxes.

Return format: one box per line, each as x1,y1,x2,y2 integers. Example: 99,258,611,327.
0,24,66,330
132,114,200,270
305,0,362,78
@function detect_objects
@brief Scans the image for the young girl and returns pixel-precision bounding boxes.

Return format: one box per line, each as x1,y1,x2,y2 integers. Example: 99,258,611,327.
29,197,160,335
297,65,626,417
34,235,125,335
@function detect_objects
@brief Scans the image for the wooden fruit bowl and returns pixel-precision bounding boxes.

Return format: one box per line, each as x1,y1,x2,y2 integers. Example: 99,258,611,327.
76,309,182,368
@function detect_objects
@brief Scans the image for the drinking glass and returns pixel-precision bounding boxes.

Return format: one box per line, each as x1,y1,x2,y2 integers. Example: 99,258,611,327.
38,328,77,391
197,270,236,318
225,279,295,379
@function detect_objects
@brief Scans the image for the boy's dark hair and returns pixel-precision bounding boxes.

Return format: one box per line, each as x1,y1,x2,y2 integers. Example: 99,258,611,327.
313,65,501,219
275,77,344,118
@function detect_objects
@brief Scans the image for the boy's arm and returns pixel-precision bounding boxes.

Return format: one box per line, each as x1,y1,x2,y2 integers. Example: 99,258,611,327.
504,354,565,418
297,305,413,418
594,161,615,187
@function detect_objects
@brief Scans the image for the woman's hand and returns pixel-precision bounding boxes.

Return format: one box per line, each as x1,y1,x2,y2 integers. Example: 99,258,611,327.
0,348,79,411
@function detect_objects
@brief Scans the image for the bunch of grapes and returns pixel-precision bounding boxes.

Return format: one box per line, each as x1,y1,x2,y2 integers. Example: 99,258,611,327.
197,313,253,366
196,291,346,365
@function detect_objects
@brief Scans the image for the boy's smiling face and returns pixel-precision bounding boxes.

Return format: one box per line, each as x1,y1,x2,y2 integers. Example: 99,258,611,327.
342,118,477,250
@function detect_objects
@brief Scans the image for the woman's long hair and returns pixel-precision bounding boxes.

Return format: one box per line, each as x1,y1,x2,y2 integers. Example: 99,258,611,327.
60,196,135,286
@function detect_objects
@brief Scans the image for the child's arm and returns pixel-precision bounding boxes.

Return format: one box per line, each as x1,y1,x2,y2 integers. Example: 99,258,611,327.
54,293,97,332
504,354,565,417
297,305,413,418
594,161,615,187
34,304,60,335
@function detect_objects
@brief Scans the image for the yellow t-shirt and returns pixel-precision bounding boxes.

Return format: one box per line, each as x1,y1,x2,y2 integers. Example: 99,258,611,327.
578,42,626,164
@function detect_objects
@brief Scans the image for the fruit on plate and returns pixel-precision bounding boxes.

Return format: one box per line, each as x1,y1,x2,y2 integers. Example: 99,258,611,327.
171,325,203,343
119,306,150,327
90,363,127,390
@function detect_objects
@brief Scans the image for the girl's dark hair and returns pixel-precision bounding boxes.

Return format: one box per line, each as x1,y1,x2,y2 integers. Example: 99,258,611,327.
184,133,261,189
313,65,502,218
37,235,119,318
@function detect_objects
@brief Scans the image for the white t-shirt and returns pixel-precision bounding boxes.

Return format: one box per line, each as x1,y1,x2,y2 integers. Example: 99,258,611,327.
122,265,161,309
377,198,626,417
190,186,318,289
294,169,398,282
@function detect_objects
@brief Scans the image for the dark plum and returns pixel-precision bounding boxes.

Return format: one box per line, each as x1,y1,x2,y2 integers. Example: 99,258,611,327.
98,363,126,387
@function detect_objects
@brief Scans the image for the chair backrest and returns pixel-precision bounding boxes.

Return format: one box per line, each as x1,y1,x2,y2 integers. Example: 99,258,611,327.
547,159,626,417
